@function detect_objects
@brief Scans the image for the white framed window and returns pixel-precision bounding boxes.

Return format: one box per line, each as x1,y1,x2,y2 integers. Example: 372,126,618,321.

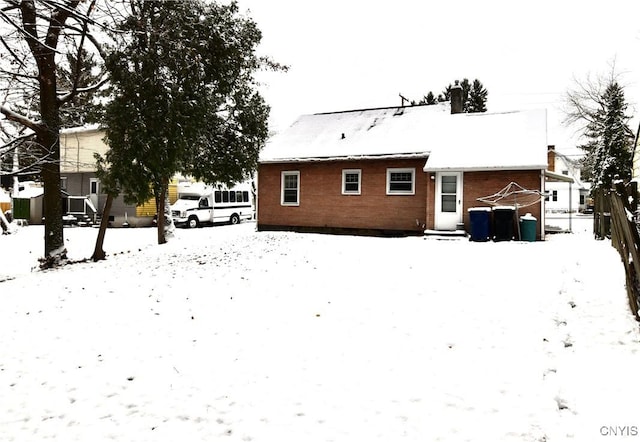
342,169,361,195
60,177,67,190
89,178,100,194
281,171,300,206
552,190,558,202
386,168,415,195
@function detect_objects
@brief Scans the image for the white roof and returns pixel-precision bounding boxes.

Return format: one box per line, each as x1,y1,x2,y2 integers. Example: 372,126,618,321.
423,109,548,171
260,105,548,171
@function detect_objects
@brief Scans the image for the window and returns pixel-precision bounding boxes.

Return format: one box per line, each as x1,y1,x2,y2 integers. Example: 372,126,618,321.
281,171,300,205
580,195,585,205
342,169,361,195
215,191,222,203
562,170,569,176
60,177,67,191
440,175,458,212
229,191,236,203
387,168,415,195
552,190,558,202
89,178,100,194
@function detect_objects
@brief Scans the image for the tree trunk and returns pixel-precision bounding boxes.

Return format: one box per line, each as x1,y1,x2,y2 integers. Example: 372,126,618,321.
157,181,167,245
39,64,64,258
91,193,114,261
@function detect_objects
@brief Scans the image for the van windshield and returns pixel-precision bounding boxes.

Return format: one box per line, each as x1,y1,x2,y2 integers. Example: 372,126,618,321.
180,195,199,201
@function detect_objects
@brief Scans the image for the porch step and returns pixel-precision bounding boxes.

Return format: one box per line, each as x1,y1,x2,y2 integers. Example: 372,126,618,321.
423,229,468,240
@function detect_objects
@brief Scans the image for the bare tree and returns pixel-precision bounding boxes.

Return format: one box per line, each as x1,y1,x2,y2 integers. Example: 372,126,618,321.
0,1,113,263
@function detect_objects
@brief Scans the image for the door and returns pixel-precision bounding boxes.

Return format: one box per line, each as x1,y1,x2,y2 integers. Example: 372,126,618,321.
89,178,100,213
435,172,463,230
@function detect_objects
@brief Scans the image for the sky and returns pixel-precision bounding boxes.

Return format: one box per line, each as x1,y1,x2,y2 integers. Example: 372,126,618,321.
231,0,640,157
3,218,640,441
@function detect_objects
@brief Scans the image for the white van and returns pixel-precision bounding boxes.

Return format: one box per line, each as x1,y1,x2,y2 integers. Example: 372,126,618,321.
170,182,254,228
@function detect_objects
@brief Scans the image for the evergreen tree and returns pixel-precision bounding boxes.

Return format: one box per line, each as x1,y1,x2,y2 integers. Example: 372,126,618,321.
95,0,282,249
467,79,488,113
459,78,471,111
56,47,106,128
577,81,633,189
434,78,488,112
425,91,437,105
441,84,452,102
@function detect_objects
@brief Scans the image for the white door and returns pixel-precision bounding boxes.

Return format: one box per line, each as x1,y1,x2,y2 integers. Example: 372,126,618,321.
435,172,463,230
89,178,100,211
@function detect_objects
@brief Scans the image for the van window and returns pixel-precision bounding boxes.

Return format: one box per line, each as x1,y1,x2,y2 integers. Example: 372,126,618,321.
242,191,249,203
214,191,222,203
230,191,236,203
222,191,229,203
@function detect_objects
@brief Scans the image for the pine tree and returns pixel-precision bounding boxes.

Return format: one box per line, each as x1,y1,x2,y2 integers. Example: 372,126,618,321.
425,91,437,105
459,78,471,112
467,79,488,113
580,81,633,189
56,48,106,128
434,78,488,112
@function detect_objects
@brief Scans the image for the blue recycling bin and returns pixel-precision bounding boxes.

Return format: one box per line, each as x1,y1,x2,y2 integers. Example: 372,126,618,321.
468,207,492,241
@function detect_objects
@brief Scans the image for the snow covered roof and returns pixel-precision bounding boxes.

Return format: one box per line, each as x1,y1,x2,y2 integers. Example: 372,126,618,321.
423,109,548,171
260,105,447,162
260,105,548,171
60,123,102,135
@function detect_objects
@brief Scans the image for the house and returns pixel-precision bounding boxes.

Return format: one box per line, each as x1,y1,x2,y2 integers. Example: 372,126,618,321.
60,125,179,227
257,88,549,239
545,145,591,213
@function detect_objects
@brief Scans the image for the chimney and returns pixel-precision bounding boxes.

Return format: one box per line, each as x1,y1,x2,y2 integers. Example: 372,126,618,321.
547,145,555,171
450,80,463,114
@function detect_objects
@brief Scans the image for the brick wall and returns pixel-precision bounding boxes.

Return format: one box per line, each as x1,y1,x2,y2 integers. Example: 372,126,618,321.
461,170,543,239
257,158,428,233
258,162,544,239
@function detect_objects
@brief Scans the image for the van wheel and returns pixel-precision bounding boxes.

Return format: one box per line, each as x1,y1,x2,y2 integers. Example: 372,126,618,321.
229,213,240,225
187,216,199,228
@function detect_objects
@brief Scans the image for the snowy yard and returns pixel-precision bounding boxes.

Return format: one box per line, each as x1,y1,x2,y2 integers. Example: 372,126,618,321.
1,218,640,441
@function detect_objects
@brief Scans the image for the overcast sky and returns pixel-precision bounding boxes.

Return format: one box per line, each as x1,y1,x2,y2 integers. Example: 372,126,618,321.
233,0,640,155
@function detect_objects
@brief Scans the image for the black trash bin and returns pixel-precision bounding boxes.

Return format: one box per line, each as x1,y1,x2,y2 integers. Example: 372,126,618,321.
492,206,515,241
468,207,492,241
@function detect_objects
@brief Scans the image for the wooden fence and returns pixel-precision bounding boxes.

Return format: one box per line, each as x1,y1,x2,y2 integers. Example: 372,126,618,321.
595,182,640,319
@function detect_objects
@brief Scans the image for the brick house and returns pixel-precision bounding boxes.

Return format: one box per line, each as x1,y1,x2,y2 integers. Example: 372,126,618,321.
257,90,549,239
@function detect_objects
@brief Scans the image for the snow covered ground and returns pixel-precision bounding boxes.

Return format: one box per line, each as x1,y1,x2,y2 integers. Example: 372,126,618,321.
1,218,639,441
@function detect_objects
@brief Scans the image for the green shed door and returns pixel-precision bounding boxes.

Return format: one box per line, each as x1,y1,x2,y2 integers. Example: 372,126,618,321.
12,198,30,220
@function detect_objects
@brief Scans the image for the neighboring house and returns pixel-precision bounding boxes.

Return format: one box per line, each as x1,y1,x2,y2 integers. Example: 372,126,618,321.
60,125,177,227
257,93,549,240
545,145,590,213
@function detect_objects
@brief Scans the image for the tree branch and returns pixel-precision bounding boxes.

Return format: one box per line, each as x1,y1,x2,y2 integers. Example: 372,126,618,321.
57,75,109,104
0,105,42,134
